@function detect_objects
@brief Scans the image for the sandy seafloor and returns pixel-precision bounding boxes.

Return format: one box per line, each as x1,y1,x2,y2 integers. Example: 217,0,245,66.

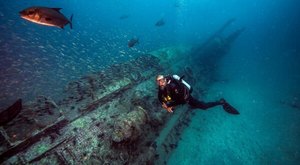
168,49,300,164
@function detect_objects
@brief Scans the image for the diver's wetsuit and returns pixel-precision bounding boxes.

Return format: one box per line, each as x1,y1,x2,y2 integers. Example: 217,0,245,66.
158,75,222,110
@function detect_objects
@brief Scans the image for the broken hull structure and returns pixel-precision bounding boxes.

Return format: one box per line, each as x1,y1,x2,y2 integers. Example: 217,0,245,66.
0,51,193,164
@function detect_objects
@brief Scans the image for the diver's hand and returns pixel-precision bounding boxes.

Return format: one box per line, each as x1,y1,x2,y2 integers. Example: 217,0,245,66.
162,103,173,113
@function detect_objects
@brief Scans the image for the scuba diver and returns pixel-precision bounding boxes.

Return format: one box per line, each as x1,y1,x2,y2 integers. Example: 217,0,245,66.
156,74,239,114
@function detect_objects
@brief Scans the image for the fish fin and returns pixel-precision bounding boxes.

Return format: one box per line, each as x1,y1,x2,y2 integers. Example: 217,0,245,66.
69,14,73,29
52,8,62,12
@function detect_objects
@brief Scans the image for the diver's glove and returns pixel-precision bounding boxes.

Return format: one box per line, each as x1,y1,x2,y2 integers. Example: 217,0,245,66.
162,103,174,113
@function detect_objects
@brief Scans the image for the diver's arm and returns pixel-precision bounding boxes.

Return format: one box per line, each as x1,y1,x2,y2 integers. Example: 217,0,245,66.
158,91,174,113
162,102,173,113
158,90,164,104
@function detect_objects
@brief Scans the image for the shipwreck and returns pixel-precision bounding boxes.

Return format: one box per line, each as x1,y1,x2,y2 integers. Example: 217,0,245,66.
0,19,244,164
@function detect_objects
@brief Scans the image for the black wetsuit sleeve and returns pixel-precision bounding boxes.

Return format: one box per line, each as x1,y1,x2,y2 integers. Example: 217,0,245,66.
158,89,163,104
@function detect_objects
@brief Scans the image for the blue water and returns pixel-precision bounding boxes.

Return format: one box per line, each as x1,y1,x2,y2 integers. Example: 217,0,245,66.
1,0,300,164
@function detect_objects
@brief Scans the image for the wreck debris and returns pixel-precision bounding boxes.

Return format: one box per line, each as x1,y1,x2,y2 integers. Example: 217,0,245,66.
112,106,148,143
0,99,22,126
0,54,167,164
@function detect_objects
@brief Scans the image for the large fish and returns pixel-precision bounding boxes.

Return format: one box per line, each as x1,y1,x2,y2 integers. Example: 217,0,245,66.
19,6,73,29
155,18,165,27
128,38,139,48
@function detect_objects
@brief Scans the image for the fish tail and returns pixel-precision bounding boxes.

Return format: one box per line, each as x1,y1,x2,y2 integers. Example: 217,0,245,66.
69,14,73,29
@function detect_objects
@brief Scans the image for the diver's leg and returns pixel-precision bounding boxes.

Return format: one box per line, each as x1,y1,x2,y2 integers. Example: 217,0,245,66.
188,97,240,114
188,96,222,110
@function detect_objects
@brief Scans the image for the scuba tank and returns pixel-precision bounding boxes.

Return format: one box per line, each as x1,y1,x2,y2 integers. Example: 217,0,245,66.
172,75,191,90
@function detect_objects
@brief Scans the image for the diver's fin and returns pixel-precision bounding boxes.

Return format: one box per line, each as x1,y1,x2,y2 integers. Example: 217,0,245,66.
223,102,239,115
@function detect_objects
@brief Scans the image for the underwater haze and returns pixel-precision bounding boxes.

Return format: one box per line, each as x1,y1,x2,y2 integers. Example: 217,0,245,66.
1,0,300,164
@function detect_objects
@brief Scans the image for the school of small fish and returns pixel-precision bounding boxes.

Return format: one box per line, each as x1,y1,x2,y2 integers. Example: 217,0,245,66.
1,3,171,110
